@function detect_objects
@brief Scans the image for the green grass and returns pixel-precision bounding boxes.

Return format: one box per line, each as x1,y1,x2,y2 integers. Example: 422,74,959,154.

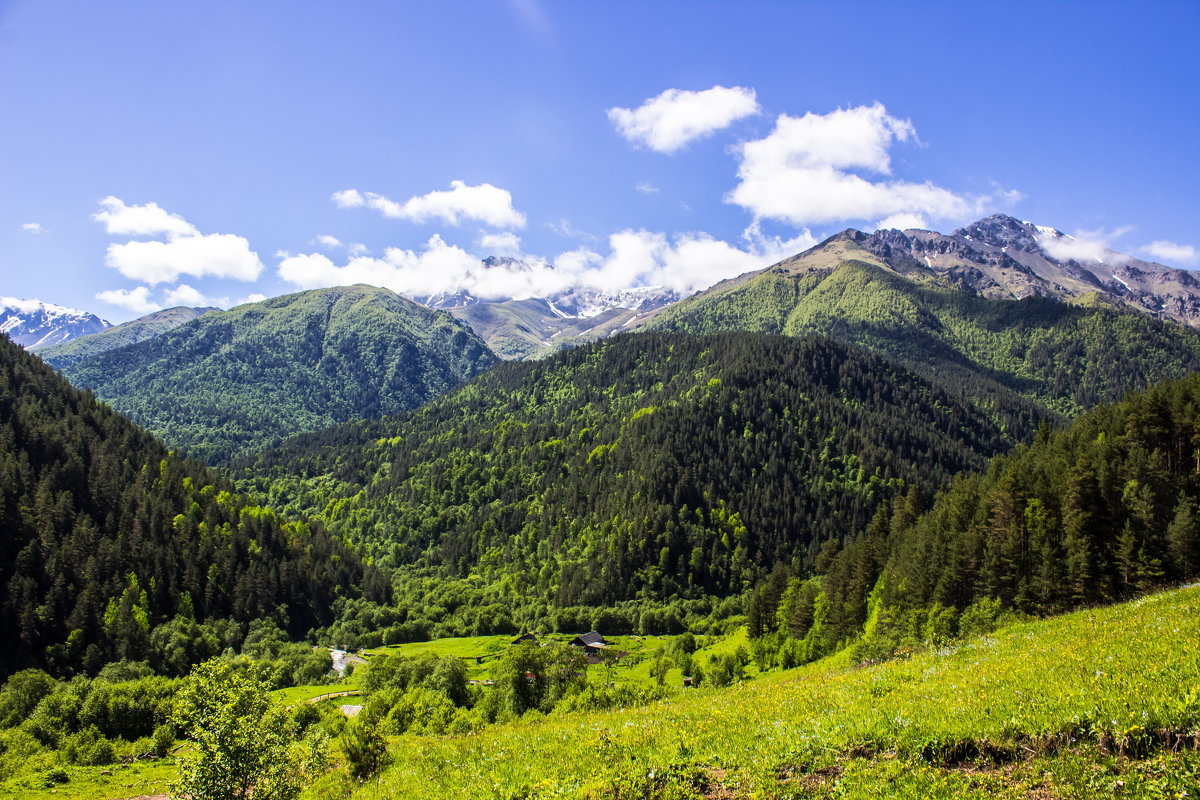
328,584,1200,799
272,682,362,707
0,759,177,800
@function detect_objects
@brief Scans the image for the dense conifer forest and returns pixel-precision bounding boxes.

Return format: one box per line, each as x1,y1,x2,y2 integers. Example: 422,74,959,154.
0,333,388,676
746,369,1200,666
233,330,1042,644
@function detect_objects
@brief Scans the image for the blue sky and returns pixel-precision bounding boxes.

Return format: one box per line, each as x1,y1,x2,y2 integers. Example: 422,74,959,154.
2,0,1198,322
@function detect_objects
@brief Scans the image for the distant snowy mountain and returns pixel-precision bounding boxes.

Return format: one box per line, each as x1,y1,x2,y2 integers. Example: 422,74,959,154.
0,297,111,349
406,256,681,359
412,256,679,319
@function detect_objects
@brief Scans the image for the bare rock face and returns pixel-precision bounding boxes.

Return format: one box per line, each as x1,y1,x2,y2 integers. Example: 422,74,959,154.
840,215,1200,328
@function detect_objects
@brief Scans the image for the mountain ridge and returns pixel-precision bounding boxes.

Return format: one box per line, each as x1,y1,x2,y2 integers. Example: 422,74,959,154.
38,305,218,368
59,284,497,463
0,296,111,349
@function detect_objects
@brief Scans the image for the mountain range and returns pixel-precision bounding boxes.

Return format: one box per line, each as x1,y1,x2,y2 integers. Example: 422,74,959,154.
0,297,110,349
57,285,496,463
37,305,217,368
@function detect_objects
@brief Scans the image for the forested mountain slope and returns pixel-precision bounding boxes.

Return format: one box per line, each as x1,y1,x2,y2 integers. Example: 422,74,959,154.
37,305,217,369
748,368,1200,667
644,233,1200,419
60,285,497,463
0,333,388,676
235,331,1036,640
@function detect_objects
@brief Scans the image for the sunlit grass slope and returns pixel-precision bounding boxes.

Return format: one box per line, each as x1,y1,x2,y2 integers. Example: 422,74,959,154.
341,584,1200,799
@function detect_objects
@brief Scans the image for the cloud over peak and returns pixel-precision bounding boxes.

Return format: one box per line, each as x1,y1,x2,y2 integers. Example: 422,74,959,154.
333,180,526,229
608,85,760,154
726,102,978,228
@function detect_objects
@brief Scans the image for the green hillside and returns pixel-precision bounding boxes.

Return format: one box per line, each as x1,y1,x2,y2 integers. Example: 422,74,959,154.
36,306,216,369
745,367,1200,674
60,285,497,463
645,236,1200,419
235,330,1036,644
0,331,388,676
351,584,1200,799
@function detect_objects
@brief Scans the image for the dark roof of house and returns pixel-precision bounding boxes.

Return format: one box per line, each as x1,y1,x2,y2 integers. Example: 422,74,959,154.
512,632,539,645
571,631,606,646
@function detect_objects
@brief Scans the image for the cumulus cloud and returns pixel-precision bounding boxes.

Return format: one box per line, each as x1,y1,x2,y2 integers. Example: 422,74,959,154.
163,284,229,308
635,182,660,195
1036,226,1133,264
608,85,760,154
332,180,526,229
93,196,199,238
96,286,159,315
21,222,46,234
315,234,342,248
876,212,931,231
105,233,264,285
1144,240,1199,267
277,234,570,301
94,197,264,286
480,232,522,257
727,103,981,228
278,220,818,304
551,224,816,296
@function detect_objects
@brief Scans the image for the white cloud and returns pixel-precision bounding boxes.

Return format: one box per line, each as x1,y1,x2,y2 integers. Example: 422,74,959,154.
162,284,230,308
92,196,199,239
348,242,369,256
21,222,46,234
876,212,930,231
94,197,264,286
635,182,660,195
1037,226,1133,264
727,103,981,228
553,225,817,296
480,232,522,257
96,286,159,315
331,189,365,208
278,234,569,301
608,85,761,154
315,234,342,248
332,180,526,229
278,221,818,303
1144,240,1199,267
238,293,268,306
105,233,264,285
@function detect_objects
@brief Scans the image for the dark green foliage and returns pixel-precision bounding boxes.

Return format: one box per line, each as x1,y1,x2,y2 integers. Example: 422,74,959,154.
0,332,387,676
60,285,497,463
647,258,1200,423
341,711,390,782
762,370,1200,664
237,331,1019,640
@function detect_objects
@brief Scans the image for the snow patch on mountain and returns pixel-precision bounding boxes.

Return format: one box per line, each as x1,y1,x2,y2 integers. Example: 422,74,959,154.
1,297,111,349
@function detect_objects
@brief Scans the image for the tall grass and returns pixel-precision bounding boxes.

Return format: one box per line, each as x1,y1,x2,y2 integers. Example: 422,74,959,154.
335,585,1200,799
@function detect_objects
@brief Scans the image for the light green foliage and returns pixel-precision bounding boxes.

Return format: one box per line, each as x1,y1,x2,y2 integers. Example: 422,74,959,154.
171,659,328,800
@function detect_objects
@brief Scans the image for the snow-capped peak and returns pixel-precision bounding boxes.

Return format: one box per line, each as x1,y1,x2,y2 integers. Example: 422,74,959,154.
1,296,111,349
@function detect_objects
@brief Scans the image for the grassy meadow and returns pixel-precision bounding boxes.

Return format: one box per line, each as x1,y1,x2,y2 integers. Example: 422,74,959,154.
330,584,1199,799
